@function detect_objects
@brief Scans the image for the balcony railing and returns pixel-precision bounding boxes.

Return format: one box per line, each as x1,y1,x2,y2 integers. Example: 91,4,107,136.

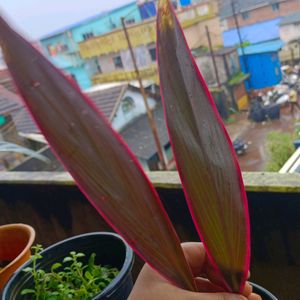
0,171,299,299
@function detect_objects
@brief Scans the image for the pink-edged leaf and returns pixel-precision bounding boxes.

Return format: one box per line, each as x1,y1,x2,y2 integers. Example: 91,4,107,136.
0,16,196,291
157,0,250,293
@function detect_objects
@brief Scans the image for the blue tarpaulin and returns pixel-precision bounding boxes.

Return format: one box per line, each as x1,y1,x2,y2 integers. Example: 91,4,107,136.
180,0,191,7
223,18,281,47
138,1,157,20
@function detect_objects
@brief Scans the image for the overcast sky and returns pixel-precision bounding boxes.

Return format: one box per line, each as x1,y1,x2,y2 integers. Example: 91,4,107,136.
0,0,133,40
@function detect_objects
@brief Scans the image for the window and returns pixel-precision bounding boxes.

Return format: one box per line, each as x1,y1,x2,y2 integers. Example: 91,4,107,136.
122,97,135,113
241,11,250,20
125,18,135,25
113,56,123,69
272,3,280,11
149,48,156,62
82,32,94,41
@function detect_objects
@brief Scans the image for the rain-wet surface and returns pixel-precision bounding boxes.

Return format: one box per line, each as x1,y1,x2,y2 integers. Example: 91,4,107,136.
226,106,299,171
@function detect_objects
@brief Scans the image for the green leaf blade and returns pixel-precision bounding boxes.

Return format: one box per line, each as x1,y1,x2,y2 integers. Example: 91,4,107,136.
0,16,196,291
157,0,250,293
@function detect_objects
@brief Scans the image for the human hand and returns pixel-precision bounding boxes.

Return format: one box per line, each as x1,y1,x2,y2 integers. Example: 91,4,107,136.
129,242,262,300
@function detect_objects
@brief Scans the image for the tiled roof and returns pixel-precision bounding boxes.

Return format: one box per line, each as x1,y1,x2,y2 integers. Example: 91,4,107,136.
0,85,39,134
86,84,127,121
120,104,169,160
219,0,280,19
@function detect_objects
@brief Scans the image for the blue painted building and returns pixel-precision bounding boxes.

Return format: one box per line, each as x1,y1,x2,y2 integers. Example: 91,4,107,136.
39,2,142,90
238,40,284,90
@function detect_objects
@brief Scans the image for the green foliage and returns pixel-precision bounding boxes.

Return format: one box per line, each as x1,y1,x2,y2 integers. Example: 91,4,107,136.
21,245,119,300
265,132,295,172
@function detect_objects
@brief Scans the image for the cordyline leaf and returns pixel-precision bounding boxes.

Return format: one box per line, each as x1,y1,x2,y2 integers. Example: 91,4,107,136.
0,16,196,291
157,0,250,293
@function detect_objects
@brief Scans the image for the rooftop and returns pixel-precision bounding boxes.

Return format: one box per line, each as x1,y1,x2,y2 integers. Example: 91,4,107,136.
219,0,281,19
280,11,300,26
237,39,284,55
222,18,281,47
86,84,127,121
120,104,169,160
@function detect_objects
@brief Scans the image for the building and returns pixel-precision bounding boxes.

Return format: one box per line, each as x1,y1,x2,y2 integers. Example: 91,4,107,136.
279,12,300,62
86,83,157,131
219,0,300,31
79,1,222,85
239,40,283,90
120,104,172,171
194,47,249,110
39,2,143,90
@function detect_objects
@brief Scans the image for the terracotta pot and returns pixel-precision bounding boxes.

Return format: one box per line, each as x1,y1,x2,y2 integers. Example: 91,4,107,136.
0,224,35,290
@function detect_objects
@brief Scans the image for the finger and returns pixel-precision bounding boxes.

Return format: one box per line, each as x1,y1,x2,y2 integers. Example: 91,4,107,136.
194,277,225,293
189,292,248,300
248,293,262,300
242,282,253,297
181,242,207,276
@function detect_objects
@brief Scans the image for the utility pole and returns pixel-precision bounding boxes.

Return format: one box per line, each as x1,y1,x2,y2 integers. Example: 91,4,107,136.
231,0,246,68
205,25,221,88
231,0,250,91
121,17,167,170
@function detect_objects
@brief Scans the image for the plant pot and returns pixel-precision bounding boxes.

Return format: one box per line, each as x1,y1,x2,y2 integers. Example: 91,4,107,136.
0,224,35,290
251,282,277,300
2,232,134,300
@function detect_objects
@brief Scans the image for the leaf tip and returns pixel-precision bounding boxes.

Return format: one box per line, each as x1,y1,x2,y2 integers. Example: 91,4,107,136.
158,0,174,31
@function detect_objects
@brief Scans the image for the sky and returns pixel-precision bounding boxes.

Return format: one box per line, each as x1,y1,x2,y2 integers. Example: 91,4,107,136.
0,0,133,40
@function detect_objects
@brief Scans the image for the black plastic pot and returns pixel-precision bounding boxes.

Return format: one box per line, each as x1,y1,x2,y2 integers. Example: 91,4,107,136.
2,232,134,300
251,282,277,300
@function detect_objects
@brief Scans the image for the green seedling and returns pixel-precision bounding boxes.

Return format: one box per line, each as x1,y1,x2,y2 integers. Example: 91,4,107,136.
21,245,119,300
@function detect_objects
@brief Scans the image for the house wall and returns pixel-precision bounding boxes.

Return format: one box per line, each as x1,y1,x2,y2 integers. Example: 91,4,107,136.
195,51,239,86
183,16,223,49
111,90,156,131
224,0,300,29
66,66,92,90
39,2,141,90
280,22,300,42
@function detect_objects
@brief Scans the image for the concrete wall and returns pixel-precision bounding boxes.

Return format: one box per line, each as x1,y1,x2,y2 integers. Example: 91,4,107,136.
195,51,239,86
223,0,300,29
280,22,300,42
184,16,223,49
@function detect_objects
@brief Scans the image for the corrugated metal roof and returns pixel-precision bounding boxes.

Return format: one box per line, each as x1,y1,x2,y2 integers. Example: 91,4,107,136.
219,0,280,19
238,39,284,55
223,18,281,47
280,12,300,26
120,104,169,160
